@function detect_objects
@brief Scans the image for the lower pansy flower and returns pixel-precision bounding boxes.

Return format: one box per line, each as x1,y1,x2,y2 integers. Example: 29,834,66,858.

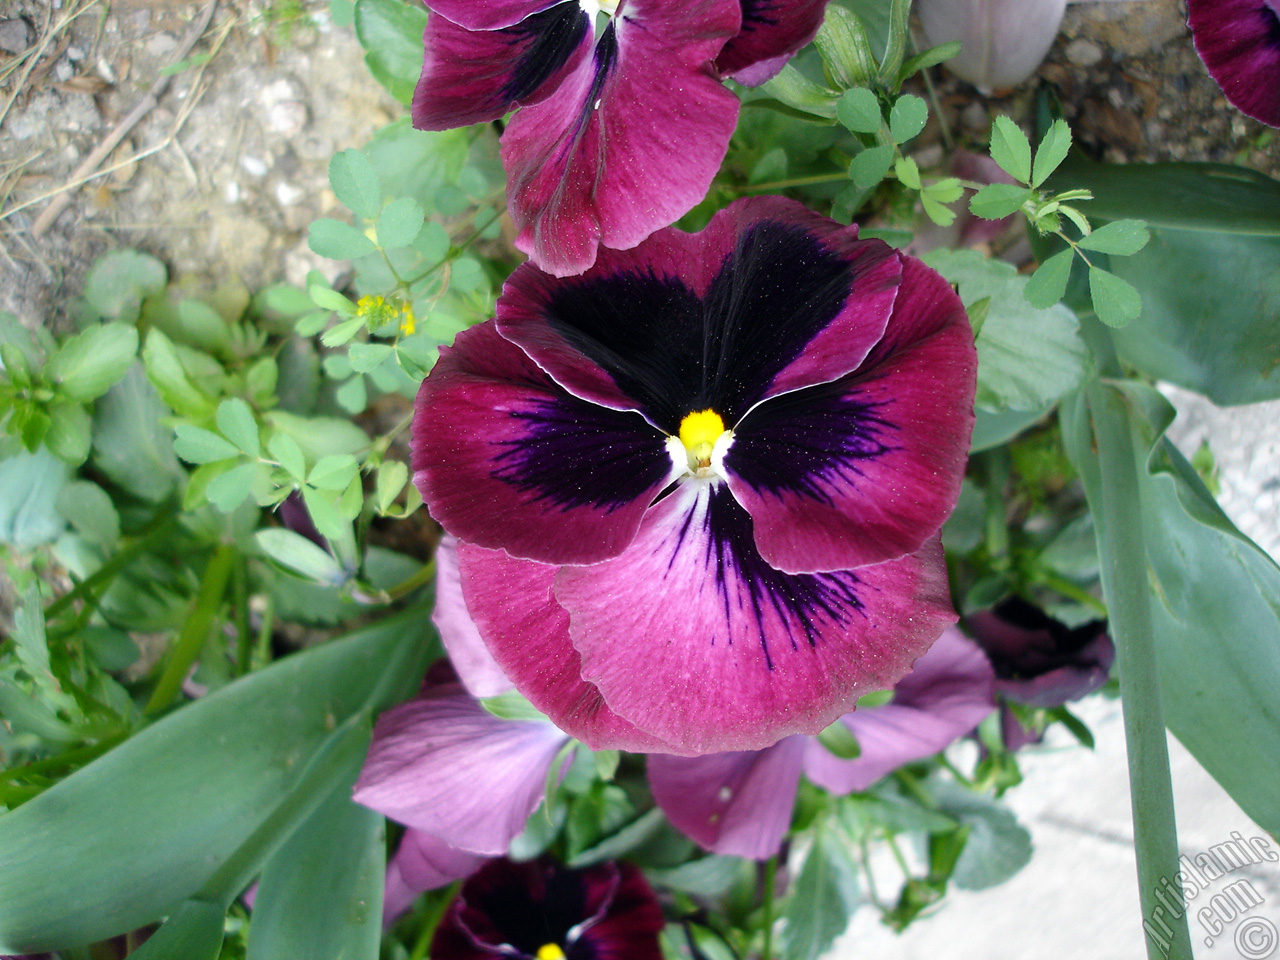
414,196,977,755
1187,0,1280,127
431,856,665,960
648,627,996,859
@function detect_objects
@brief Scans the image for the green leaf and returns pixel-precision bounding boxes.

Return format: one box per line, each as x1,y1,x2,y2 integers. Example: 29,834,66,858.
753,67,839,121
265,411,369,461
267,431,307,480
308,453,358,492
354,0,427,104
1030,119,1072,187
481,689,550,723
0,447,69,548
921,193,956,227
43,401,92,465
781,824,861,960
335,374,368,414
816,719,861,759
0,611,432,953
933,783,1032,890
924,249,1089,412
893,155,921,190
1049,156,1280,235
414,219,451,262
375,196,426,250
91,366,183,501
142,328,214,419
301,485,348,543
846,145,892,192
329,149,382,220
216,398,260,457
1107,230,1280,403
82,249,167,323
813,4,877,89
173,424,241,465
46,324,139,402
256,528,344,584
1088,266,1143,327
57,480,120,547
205,461,256,512
836,87,882,134
1062,385,1280,835
968,183,1033,220
989,116,1032,184
307,283,357,315
321,316,366,348
898,40,961,81
347,341,393,374
567,808,666,869
1023,248,1074,308
246,777,384,960
309,219,377,261
888,94,927,144
1077,218,1150,256
375,460,408,513
122,899,225,960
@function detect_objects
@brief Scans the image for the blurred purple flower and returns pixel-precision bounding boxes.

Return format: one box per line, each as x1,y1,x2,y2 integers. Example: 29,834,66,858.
648,627,996,859
1188,0,1280,127
352,661,572,919
431,856,665,960
964,597,1113,708
964,597,1113,751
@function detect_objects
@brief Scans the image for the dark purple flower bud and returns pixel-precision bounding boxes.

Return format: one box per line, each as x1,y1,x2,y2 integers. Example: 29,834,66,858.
431,857,665,960
277,490,325,548
963,597,1114,709
1187,0,1280,127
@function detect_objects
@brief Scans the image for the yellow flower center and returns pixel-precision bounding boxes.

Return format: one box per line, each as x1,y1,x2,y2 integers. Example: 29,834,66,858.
669,408,732,479
537,944,567,960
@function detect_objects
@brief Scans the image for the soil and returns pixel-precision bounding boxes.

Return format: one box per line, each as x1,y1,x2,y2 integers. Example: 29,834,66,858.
0,0,1276,330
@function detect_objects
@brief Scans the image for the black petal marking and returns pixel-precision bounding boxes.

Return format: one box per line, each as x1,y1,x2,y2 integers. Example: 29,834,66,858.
727,377,897,503
543,220,855,431
697,485,864,668
491,393,669,511
500,3,591,105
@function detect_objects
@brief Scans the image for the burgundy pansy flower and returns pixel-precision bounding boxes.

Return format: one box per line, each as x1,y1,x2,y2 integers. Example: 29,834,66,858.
648,627,996,859
414,0,830,276
1188,0,1280,127
431,856,665,960
414,196,977,756
964,597,1113,750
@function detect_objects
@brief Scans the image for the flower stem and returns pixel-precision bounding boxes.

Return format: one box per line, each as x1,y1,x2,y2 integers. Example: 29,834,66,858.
760,854,778,960
1085,376,1193,960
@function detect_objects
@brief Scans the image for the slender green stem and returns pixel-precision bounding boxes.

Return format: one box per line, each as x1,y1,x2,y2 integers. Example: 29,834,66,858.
1037,570,1109,615
760,855,778,960
409,882,460,960
145,543,236,714
741,173,850,193
1086,378,1192,960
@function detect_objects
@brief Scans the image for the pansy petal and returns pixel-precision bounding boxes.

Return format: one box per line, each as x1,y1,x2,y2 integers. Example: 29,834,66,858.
648,737,805,859
803,627,995,793
555,481,956,754
501,0,742,275
717,0,831,84
384,830,486,923
412,322,673,565
352,676,568,854
455,542,684,754
498,197,901,432
414,4,592,130
1188,0,1280,126
573,862,667,960
434,536,513,698
427,0,564,31
726,255,976,573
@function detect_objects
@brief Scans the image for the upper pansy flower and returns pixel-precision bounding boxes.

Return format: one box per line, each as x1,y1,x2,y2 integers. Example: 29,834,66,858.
1187,0,1280,127
413,0,833,276
413,196,977,755
431,856,665,960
